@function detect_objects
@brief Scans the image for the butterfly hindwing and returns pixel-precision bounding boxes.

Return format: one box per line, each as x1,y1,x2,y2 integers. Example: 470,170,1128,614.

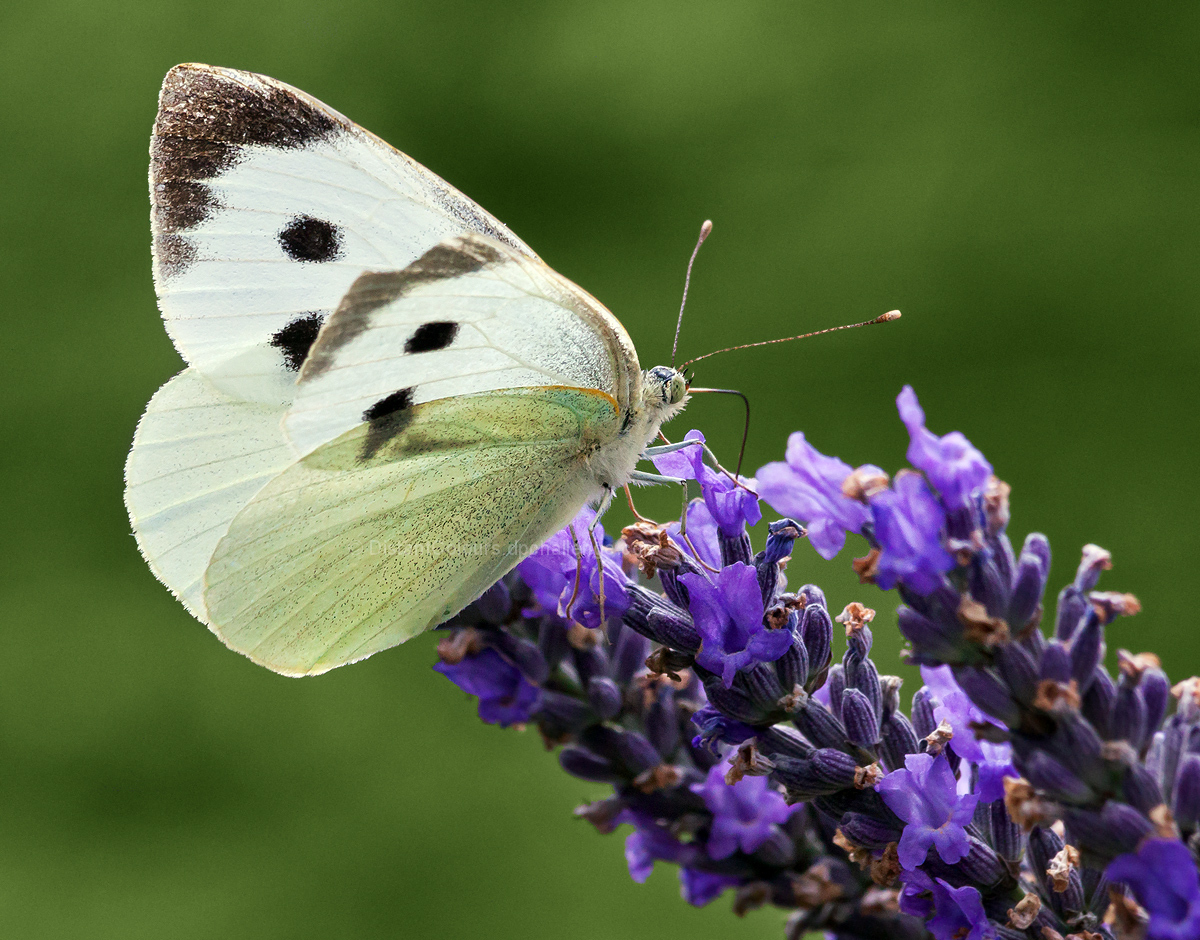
285,233,642,457
150,63,535,402
123,368,296,619
203,386,620,676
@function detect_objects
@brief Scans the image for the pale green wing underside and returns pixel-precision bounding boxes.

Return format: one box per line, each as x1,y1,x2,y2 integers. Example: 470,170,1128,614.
203,386,618,676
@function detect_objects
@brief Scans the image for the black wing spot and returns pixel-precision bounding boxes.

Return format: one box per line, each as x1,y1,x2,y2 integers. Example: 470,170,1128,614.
270,313,325,371
364,388,414,422
405,321,459,354
361,387,416,460
279,215,342,263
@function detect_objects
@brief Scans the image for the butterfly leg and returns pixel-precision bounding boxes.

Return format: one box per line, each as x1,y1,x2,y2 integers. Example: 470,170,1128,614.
628,469,691,530
563,524,584,624
588,486,615,626
641,439,703,458
627,469,721,572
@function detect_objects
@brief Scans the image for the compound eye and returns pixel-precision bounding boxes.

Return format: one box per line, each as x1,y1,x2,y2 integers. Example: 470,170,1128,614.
668,375,687,405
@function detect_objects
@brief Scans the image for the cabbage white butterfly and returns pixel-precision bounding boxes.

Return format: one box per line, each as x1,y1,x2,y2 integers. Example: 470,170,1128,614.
125,64,697,676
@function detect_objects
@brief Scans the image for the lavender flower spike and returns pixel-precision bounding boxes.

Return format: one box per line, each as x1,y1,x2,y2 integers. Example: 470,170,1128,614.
680,562,791,688
896,385,992,509
876,752,979,870
756,432,870,559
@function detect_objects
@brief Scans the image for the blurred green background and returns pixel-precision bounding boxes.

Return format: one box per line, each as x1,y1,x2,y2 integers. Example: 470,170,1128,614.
3,2,1199,938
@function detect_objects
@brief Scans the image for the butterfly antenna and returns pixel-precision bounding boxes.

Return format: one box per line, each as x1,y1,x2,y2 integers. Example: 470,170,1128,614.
678,310,901,372
671,220,713,369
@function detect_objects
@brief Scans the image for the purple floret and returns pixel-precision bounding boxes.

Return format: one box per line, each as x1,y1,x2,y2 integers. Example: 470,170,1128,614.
680,562,792,688
896,386,992,510
869,471,955,595
651,430,761,537
690,762,794,858
1107,838,1200,940
516,505,629,628
920,665,1016,803
756,431,870,559
433,648,542,727
876,752,978,870
679,868,742,906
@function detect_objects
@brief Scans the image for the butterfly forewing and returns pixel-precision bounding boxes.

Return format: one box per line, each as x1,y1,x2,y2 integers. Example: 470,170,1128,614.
150,63,535,401
285,233,641,457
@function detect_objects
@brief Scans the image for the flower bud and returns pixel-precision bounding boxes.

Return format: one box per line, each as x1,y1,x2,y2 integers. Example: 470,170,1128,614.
955,666,1020,726
774,623,810,692
1122,762,1164,814
1082,667,1115,740
751,827,797,867
896,605,961,664
560,746,621,783
799,602,833,687
614,730,661,774
623,585,701,652
986,799,1024,863
771,757,835,801
811,748,860,788
699,673,775,725
1068,614,1105,693
845,649,882,720
878,712,920,772
720,530,754,568
587,676,623,720
968,551,1010,619
1008,533,1050,629
841,688,881,748
995,641,1039,705
793,699,849,750
1061,801,1153,857
755,519,804,603
573,641,610,685
1111,679,1148,751
1141,667,1171,744
838,811,902,849
1055,585,1089,642
1074,544,1112,592
925,836,1006,887
1157,722,1186,804
758,725,815,760
610,622,651,683
537,617,571,671
1172,754,1200,831
644,682,679,757
538,690,594,734
1022,750,1093,803
826,664,846,723
911,686,939,740
739,662,787,712
1039,641,1072,683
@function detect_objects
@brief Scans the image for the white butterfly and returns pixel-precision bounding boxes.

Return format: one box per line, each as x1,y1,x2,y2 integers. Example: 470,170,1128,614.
125,64,693,677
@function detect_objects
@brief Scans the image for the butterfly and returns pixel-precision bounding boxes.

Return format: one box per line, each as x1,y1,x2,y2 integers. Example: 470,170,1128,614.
124,64,696,677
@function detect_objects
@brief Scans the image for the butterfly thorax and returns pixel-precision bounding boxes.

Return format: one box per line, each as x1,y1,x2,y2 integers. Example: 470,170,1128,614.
587,366,689,493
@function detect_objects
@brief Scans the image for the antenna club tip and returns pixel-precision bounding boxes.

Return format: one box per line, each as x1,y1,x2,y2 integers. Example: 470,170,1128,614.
879,310,901,322
699,219,713,240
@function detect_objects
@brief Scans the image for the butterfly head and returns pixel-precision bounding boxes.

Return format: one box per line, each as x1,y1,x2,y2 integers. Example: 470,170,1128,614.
643,365,690,421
